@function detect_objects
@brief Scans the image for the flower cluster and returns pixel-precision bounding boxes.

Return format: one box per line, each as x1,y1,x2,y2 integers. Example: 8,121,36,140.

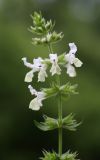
22,43,83,83
22,43,82,111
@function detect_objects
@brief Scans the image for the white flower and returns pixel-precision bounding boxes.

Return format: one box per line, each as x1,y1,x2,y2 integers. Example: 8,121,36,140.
66,64,76,77
22,57,34,82
28,85,37,95
33,57,43,72
49,54,61,76
33,58,48,82
28,85,46,111
65,43,83,77
22,57,48,82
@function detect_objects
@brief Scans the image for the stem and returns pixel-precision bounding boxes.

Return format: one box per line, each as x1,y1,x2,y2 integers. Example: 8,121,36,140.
48,43,53,53
58,94,62,157
57,76,63,158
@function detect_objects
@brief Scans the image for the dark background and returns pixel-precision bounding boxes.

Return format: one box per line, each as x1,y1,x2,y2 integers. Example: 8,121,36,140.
0,0,100,160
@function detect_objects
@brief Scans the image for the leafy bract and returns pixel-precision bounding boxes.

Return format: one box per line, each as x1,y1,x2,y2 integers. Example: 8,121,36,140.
34,115,58,131
61,150,79,160
40,150,58,160
40,150,79,160
62,113,81,131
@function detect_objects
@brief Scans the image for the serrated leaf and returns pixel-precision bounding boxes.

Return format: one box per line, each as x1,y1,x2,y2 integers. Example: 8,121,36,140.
62,113,81,131
60,83,78,98
61,150,79,160
40,150,58,160
42,87,59,98
34,115,58,131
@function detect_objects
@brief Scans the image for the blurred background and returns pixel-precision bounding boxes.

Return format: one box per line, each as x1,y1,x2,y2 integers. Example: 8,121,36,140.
0,0,100,160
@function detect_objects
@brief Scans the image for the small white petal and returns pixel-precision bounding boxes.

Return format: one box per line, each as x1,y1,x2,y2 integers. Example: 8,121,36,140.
74,58,83,67
33,57,43,67
28,85,37,95
65,53,75,64
22,57,34,68
50,63,61,75
49,54,58,63
69,43,77,54
33,57,44,72
66,64,76,77
29,91,45,111
38,69,48,82
49,53,61,75
24,70,33,82
29,98,41,111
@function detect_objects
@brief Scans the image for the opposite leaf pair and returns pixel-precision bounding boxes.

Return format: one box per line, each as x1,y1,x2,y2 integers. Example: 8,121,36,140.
34,113,81,132
40,150,79,160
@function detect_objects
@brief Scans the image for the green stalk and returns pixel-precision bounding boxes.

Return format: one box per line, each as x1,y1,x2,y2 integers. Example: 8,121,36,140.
48,43,53,53
47,42,63,157
58,94,62,157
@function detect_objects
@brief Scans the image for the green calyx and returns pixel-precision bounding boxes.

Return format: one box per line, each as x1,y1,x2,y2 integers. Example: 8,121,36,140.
40,150,79,160
34,113,81,132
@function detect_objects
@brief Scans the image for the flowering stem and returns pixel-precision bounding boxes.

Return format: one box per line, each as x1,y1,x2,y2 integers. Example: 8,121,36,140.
58,94,62,157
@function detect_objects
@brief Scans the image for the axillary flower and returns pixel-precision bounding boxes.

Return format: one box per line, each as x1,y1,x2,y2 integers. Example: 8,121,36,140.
65,43,83,77
49,53,61,76
22,57,47,82
28,85,46,111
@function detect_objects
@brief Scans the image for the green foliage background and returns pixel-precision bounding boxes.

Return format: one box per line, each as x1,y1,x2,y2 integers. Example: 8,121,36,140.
0,0,100,160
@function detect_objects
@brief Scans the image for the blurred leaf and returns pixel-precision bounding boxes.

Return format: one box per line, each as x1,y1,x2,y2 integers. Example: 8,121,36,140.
61,150,79,160
40,150,57,160
40,150,79,160
34,115,58,131
29,11,55,35
62,113,81,131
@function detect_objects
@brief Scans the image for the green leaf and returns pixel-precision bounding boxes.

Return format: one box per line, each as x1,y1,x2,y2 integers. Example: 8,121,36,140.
34,115,58,131
61,150,79,160
42,86,59,98
40,150,58,160
60,83,78,98
40,150,79,160
62,113,81,131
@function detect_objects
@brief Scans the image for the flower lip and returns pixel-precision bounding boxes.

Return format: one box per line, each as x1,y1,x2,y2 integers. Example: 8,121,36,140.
49,53,61,75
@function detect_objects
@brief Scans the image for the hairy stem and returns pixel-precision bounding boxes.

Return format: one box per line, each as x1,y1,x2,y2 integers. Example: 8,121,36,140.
58,94,62,157
48,43,53,53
